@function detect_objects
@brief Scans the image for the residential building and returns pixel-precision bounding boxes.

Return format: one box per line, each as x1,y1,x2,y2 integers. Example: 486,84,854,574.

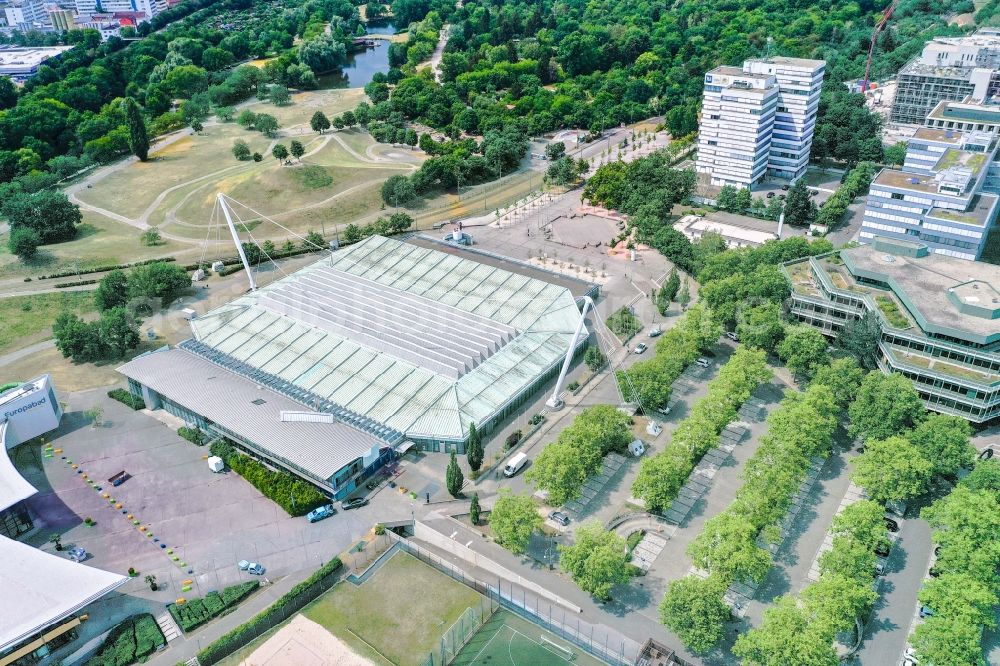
860,129,999,261
784,240,1000,424
696,56,825,189
120,235,596,498
47,6,74,30
0,46,71,82
743,56,826,182
890,28,1000,126
2,0,49,29
695,66,779,189
74,0,163,21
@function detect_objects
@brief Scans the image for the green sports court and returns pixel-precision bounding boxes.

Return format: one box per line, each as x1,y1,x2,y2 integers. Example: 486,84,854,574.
449,610,611,666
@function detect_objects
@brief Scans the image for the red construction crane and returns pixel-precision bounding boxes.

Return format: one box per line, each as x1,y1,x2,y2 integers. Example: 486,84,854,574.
862,0,900,93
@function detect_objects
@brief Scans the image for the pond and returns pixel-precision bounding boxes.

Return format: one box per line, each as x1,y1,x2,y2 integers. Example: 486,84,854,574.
315,20,398,90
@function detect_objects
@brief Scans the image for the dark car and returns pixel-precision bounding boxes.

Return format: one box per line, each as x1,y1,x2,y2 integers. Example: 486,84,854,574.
979,447,995,460
766,191,775,199
781,184,790,191
548,511,570,526
884,517,900,533
342,497,369,510
929,565,942,578
934,545,941,557
874,541,891,558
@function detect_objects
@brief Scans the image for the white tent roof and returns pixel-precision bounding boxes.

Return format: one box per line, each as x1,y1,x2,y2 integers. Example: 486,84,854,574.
0,422,37,511
0,537,127,652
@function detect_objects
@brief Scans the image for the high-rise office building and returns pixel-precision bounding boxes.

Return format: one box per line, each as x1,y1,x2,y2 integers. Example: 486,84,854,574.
695,56,825,190
890,28,1000,126
74,0,163,21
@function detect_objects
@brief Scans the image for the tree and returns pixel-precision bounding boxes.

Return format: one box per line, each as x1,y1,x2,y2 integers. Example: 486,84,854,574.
304,230,324,249
848,372,925,442
687,512,772,585
298,35,346,74
310,111,331,134
3,191,82,244
830,500,890,553
545,141,566,161
716,185,739,212
659,575,729,654
736,302,785,352
342,110,357,128
584,345,606,372
917,572,997,627
678,278,691,309
488,489,541,554
526,438,600,506
469,493,481,525
381,174,417,207
960,458,1000,498
0,76,16,110
255,113,279,137
884,141,907,166
145,574,158,591
782,181,815,226
191,120,203,134
809,357,864,409
659,267,680,312
909,414,974,479
232,139,251,161
237,109,257,128
272,144,289,162
128,261,190,304
98,307,141,358
802,572,878,636
733,596,839,666
289,140,305,161
836,311,881,369
851,436,932,504
123,97,149,162
8,227,40,261
911,615,987,666
558,522,630,600
94,270,131,311
269,85,291,106
632,446,691,511
466,423,483,473
776,325,829,380
252,152,263,162
216,106,235,123
140,227,164,246
446,451,464,497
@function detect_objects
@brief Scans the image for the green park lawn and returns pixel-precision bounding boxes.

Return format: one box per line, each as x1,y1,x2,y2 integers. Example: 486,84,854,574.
303,551,483,666
0,291,96,355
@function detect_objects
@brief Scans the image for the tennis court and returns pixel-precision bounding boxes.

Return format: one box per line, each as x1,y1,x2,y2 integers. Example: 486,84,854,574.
450,610,610,666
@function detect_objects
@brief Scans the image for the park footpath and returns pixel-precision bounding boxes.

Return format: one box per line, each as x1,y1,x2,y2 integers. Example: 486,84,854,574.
144,567,317,666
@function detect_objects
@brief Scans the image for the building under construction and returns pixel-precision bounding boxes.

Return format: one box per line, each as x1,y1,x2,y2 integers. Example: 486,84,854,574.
119,235,596,498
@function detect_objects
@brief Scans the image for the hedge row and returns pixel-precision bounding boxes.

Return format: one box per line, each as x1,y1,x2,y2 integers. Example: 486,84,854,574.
183,245,328,273
631,346,771,512
108,388,145,410
55,279,99,288
616,304,721,412
177,426,206,445
662,380,841,652
39,257,177,281
197,557,343,665
169,581,259,632
87,613,165,666
815,162,877,229
210,440,326,516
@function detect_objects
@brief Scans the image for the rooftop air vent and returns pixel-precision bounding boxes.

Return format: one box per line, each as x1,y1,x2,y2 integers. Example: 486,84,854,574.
882,254,896,263
909,178,920,184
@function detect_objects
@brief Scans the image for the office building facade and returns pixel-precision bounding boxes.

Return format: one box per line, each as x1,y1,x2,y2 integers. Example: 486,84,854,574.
696,57,824,189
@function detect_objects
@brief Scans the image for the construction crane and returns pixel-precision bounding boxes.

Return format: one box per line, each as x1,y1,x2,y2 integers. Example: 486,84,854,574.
862,0,900,93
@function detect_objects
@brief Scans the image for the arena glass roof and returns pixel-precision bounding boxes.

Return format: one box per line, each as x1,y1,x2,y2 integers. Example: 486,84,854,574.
185,235,582,442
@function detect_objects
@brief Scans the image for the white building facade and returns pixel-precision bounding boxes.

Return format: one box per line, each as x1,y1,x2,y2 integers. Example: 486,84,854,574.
74,0,163,20
696,56,825,190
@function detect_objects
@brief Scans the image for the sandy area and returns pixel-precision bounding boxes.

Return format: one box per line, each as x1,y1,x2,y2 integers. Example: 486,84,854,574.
240,615,374,666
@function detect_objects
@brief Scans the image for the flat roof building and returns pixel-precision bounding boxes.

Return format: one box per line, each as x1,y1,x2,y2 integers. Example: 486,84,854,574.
120,235,592,498
784,240,1000,423
0,46,71,82
890,28,1000,125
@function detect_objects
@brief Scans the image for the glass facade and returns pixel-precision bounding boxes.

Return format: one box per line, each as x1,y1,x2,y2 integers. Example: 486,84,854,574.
0,502,33,539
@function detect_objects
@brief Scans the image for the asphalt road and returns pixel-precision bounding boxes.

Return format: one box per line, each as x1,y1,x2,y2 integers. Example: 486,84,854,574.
853,516,933,665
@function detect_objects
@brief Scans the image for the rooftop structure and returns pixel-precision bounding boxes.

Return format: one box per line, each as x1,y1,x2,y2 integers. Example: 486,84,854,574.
120,235,590,496
890,29,1000,125
0,46,71,82
861,128,1000,261
784,241,1000,423
675,214,778,249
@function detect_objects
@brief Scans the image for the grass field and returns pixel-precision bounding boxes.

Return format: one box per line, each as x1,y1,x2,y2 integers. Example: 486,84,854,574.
0,291,96,354
452,611,609,666
302,551,483,666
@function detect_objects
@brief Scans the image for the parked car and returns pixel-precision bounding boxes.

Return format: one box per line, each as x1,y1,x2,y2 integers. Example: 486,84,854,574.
766,191,775,199
306,504,336,523
979,447,995,460
342,497,369,510
929,565,941,578
874,541,891,558
648,327,662,338
919,606,934,618
633,343,648,354
657,405,672,417
238,560,265,575
549,511,570,526
885,517,900,533
67,547,87,563
781,184,790,191
904,647,919,666
725,331,740,342
934,545,941,557
695,357,710,368
875,561,886,576
504,452,529,477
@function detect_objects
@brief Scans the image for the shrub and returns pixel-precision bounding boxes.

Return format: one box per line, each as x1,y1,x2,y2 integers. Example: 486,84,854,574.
567,381,580,391
178,426,206,445
198,558,343,665
169,581,259,632
605,307,642,340
108,388,145,410
87,614,165,666
210,439,326,516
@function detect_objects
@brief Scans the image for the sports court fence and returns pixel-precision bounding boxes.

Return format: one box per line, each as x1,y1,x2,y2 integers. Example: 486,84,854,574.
391,533,640,666
432,597,500,666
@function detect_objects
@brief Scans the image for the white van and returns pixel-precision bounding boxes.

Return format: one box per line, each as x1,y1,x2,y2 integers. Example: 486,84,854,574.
504,452,529,477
